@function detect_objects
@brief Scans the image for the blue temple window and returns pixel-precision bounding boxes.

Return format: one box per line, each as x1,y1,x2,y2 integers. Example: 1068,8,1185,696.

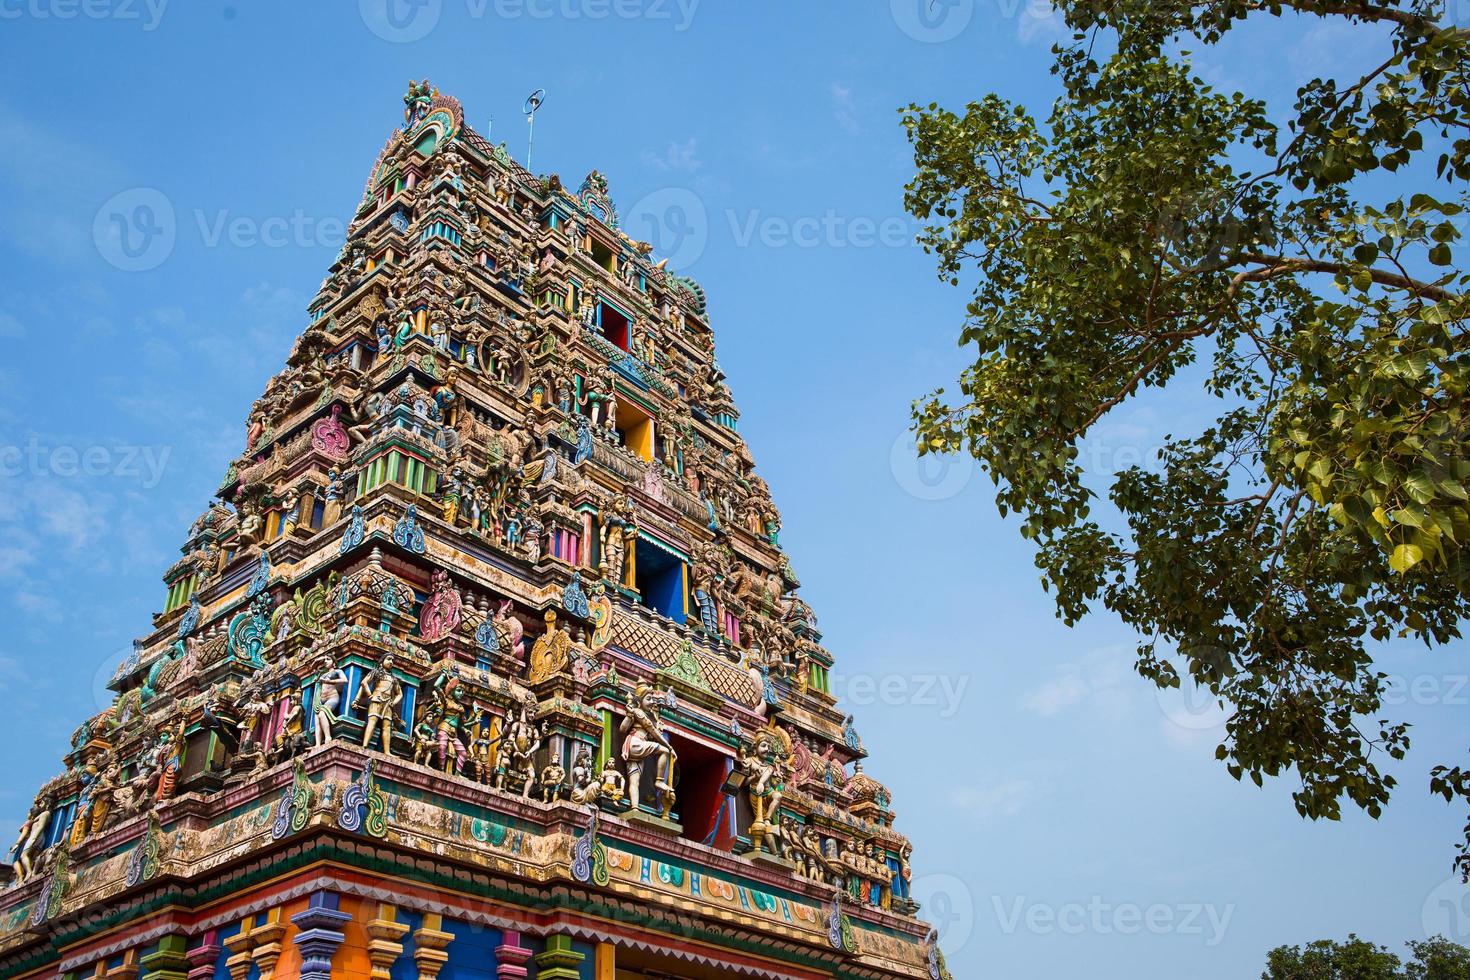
46,800,77,847
635,540,687,625
342,665,367,721
311,500,326,529
399,684,417,731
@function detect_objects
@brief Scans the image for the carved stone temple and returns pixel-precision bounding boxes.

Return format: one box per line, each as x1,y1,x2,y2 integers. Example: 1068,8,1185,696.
0,82,949,980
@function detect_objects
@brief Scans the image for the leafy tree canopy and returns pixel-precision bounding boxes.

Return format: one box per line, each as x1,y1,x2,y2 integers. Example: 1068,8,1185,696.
904,0,1469,867
1263,935,1470,979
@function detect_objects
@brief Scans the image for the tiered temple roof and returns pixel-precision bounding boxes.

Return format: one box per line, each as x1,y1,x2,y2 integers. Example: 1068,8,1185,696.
0,82,949,980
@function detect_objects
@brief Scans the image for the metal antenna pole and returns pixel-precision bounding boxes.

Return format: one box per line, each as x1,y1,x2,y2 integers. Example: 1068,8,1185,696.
523,89,546,170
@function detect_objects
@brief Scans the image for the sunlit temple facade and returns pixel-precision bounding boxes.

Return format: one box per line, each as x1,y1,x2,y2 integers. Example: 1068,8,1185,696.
0,83,948,980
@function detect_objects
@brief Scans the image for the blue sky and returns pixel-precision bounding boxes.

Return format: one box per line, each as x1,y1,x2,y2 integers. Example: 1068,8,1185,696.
1,2,1467,977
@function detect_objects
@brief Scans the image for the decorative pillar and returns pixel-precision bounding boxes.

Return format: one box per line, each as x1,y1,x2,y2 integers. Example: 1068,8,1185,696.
184,930,221,980
364,903,410,980
494,930,533,980
533,935,585,980
222,919,255,980
250,908,287,980
291,891,352,980
104,949,139,980
411,912,455,980
594,942,616,980
140,936,190,980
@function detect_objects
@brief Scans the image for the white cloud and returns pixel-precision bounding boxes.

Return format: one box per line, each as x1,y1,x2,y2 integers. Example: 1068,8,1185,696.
1022,645,1134,719
641,137,703,174
951,779,1039,819
830,82,860,135
1017,2,1065,45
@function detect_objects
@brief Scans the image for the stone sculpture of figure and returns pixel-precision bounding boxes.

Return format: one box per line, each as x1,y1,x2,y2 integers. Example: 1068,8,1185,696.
597,758,627,805
353,655,403,753
431,311,450,351
492,341,514,386
9,799,50,882
411,718,438,767
493,702,541,799
739,726,794,856
266,595,297,662
470,711,500,783
312,655,348,747
273,692,307,762
153,717,188,801
235,689,273,774
619,686,676,816
494,599,525,661
568,749,597,804
426,672,469,774
539,762,566,803
464,320,489,372
599,516,629,586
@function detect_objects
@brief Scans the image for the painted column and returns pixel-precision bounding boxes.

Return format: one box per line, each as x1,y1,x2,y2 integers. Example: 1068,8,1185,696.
594,942,616,980
411,912,455,980
364,903,410,980
222,920,255,980
249,908,287,980
184,930,221,980
533,935,585,980
104,948,139,980
494,930,532,980
140,936,189,980
291,891,353,980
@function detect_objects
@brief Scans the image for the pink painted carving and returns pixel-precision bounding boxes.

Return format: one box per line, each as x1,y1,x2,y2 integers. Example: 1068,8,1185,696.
419,569,463,642
311,404,351,462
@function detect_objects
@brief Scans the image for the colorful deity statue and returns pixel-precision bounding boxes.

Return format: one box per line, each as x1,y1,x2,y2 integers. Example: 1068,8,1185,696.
308,661,346,748
354,656,403,753
492,701,542,799
739,725,794,856
9,798,50,882
620,686,676,818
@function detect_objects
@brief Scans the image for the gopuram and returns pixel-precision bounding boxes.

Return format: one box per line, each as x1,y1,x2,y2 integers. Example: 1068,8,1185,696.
0,82,950,980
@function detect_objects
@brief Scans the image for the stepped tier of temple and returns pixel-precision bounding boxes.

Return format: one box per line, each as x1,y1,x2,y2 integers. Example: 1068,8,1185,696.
0,82,949,980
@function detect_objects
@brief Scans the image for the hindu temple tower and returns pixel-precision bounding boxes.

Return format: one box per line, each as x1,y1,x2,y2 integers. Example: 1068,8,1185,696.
0,82,949,980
